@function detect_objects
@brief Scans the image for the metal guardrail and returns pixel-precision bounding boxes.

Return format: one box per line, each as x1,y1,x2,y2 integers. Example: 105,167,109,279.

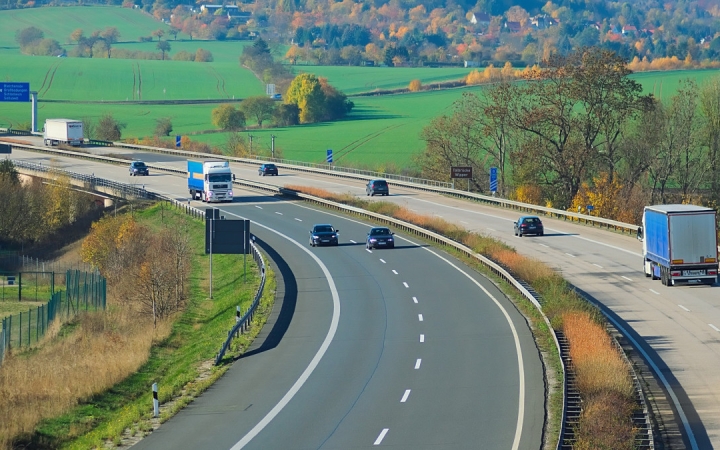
214,240,266,366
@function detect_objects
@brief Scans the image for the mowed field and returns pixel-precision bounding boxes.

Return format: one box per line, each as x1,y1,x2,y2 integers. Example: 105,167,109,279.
1,7,719,167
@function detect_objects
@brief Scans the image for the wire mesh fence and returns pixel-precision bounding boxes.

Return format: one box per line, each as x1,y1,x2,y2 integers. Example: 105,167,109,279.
0,270,106,365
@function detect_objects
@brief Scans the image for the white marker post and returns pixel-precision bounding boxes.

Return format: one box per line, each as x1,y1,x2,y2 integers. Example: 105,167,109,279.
152,383,159,417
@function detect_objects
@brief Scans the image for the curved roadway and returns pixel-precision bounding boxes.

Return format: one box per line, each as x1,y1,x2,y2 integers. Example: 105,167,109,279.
7,146,545,449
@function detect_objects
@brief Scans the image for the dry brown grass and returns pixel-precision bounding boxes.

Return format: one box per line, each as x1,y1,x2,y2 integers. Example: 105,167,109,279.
562,311,634,399
0,310,170,449
573,390,637,450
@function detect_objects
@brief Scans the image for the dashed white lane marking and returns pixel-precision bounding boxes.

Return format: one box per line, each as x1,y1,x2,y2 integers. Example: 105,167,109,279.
460,220,469,224
294,218,302,222
350,240,357,243
539,243,549,248
593,263,603,268
711,324,720,332
275,211,283,215
412,296,418,304
380,259,386,264
419,334,425,343
366,248,372,253
400,390,411,403
650,289,660,295
374,429,389,445
415,359,421,369
487,227,496,231
679,305,690,312
565,253,576,257
622,276,632,281
255,205,262,209
418,314,424,322
392,270,398,274
403,282,409,288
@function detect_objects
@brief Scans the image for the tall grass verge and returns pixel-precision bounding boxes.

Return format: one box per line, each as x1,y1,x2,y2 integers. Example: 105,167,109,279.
286,184,639,449
0,203,274,449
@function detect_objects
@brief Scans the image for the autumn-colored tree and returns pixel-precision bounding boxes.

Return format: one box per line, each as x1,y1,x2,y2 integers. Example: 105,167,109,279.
211,104,246,130
408,79,422,92
195,48,213,62
240,96,277,128
151,29,165,41
285,73,326,123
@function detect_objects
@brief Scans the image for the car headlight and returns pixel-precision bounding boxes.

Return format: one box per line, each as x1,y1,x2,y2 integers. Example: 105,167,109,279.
208,191,214,197
370,238,377,242
228,191,233,197
387,238,393,241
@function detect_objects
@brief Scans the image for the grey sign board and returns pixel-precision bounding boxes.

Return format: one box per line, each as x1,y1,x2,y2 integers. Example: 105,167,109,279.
205,209,250,254
0,144,10,154
451,166,472,179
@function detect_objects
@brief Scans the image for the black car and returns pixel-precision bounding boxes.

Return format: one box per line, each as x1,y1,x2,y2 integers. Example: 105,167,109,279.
514,216,544,237
366,179,389,196
129,160,149,176
259,163,278,176
366,227,395,249
309,224,339,246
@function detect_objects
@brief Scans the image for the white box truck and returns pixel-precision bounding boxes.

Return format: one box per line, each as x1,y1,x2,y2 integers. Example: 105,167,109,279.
43,119,84,146
187,159,234,203
638,204,718,286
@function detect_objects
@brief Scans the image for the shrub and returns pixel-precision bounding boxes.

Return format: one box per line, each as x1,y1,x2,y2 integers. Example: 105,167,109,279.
408,79,422,92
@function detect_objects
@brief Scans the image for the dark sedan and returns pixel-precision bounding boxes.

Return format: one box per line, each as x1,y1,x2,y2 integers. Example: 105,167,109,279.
514,216,544,237
309,224,339,246
259,163,278,176
366,227,395,249
129,160,149,176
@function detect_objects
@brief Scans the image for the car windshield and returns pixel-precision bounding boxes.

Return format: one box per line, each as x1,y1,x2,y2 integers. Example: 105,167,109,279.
371,228,389,235
133,162,145,168
209,174,231,183
314,226,333,233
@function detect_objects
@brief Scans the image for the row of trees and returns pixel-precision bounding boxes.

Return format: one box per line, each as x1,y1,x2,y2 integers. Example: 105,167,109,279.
418,48,720,223
0,161,99,248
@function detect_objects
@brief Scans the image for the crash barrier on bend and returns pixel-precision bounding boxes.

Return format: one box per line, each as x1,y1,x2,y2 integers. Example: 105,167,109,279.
0,270,106,366
214,240,266,366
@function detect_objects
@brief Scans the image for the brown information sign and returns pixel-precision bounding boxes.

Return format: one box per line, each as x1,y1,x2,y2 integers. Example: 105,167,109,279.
451,166,472,179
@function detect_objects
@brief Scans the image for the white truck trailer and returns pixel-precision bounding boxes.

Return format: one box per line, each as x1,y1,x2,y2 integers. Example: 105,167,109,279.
638,204,718,286
43,119,84,146
187,159,234,203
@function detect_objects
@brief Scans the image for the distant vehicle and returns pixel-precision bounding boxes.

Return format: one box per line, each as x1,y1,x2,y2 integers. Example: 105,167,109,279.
187,159,234,203
309,224,339,247
366,227,395,249
366,179,389,196
43,119,84,146
514,216,544,237
129,160,149,176
258,163,278,176
638,204,718,286
270,93,282,100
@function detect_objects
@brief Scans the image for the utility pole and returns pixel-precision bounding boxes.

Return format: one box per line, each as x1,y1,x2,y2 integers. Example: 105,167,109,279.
271,134,275,159
248,134,253,155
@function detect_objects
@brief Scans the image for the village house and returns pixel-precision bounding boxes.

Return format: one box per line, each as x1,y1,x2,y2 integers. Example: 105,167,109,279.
622,25,637,35
200,4,239,13
504,21,522,33
469,12,491,26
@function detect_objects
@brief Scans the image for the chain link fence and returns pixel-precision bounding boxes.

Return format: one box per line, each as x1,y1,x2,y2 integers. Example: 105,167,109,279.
0,270,106,365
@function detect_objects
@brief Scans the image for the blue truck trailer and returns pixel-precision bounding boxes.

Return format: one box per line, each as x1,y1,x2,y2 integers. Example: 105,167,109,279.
638,204,718,286
187,159,234,203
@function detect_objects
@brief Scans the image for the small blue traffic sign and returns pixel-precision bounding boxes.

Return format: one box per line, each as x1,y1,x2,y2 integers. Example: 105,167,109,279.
326,149,333,163
176,135,181,147
490,167,498,193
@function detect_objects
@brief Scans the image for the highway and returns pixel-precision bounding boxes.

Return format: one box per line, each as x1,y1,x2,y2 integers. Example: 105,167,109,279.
7,146,545,449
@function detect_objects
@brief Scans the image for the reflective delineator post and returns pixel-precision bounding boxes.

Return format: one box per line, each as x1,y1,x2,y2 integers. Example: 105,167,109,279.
152,383,159,417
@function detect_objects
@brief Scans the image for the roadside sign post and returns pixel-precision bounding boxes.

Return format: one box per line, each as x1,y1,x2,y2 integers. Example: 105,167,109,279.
326,149,333,166
450,166,472,191
176,135,181,148
490,167,498,196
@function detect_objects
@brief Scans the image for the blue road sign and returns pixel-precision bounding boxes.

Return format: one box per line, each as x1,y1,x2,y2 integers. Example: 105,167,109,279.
326,149,333,163
0,82,30,102
490,167,498,192
586,205,594,212
176,135,181,147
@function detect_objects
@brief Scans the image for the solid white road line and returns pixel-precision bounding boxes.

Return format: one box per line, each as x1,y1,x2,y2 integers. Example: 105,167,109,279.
418,314,424,322
403,282,409,288
400,390,411,403
412,296,418,304
710,324,720,332
678,305,690,312
374,429,389,445
415,359,421,369
622,276,632,281
392,270,398,274
420,334,424,343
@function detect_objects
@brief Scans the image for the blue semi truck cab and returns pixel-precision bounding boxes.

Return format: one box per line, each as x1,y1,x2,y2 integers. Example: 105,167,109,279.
638,204,718,286
187,159,234,203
